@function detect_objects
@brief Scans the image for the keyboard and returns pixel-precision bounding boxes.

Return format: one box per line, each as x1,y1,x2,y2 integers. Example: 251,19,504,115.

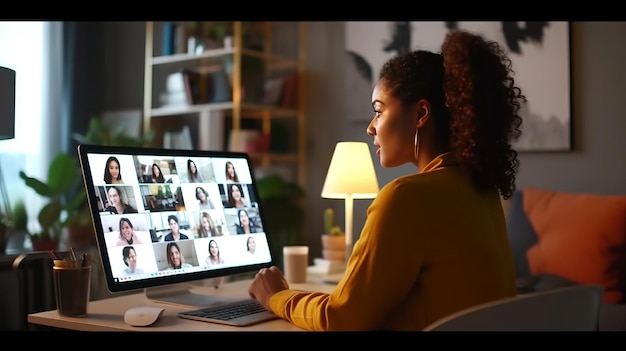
178,298,278,327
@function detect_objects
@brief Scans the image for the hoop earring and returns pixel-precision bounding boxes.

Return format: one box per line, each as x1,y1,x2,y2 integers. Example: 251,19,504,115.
414,128,420,161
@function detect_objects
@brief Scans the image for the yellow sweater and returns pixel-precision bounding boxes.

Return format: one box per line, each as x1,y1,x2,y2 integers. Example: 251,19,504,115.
269,153,517,331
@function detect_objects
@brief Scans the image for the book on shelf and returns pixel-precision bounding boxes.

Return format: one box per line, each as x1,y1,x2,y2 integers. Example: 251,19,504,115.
228,129,261,153
182,68,233,105
174,23,187,54
263,76,284,106
162,22,175,56
182,70,202,105
163,125,193,150
280,70,298,109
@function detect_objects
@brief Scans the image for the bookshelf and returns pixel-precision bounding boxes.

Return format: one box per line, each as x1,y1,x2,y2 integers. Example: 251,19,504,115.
142,21,307,188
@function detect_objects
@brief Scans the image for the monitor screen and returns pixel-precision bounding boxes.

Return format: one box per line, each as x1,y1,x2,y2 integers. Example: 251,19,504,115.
77,144,274,304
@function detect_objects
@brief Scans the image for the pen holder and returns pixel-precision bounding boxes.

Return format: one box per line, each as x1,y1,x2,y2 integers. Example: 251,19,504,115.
53,265,91,317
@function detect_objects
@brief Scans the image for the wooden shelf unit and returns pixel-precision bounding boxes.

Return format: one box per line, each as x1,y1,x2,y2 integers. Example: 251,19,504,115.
142,21,307,188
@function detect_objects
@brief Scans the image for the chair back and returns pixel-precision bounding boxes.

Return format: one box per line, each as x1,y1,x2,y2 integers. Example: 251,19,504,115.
423,285,604,331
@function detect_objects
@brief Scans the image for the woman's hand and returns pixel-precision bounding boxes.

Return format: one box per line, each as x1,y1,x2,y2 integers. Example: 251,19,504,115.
248,265,289,310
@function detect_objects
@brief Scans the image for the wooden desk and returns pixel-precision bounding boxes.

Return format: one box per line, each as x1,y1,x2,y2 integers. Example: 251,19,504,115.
27,278,336,331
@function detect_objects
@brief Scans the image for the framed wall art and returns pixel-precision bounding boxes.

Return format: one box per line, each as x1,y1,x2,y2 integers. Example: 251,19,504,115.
345,21,572,152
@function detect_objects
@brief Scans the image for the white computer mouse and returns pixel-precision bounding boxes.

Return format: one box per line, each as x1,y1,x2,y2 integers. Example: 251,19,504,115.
124,306,165,327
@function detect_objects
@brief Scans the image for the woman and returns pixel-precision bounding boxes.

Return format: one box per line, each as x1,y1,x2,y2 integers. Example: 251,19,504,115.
187,159,204,183
199,211,220,237
151,163,166,183
225,161,239,183
246,236,256,255
205,239,225,266
165,242,192,270
115,217,144,246
195,186,215,210
105,186,138,214
103,156,124,184
235,208,257,234
122,246,144,275
163,214,189,241
249,30,524,331
226,183,246,208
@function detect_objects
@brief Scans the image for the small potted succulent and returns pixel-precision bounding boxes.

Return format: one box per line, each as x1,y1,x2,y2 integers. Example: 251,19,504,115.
321,208,346,261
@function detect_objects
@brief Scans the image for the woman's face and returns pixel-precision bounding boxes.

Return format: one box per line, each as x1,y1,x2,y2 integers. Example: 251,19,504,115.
197,188,207,202
169,246,181,267
227,163,235,178
239,210,250,226
190,162,197,173
367,80,417,168
247,238,255,252
169,218,179,234
126,249,137,270
201,216,211,230
231,185,242,201
108,160,120,179
153,165,160,176
209,241,219,256
108,188,121,205
121,221,133,240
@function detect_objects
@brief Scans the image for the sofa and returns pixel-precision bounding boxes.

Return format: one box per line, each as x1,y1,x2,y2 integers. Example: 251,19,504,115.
504,187,626,331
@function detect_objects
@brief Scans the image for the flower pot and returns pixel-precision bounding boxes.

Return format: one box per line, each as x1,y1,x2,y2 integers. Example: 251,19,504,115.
65,224,96,251
321,234,346,261
31,237,59,252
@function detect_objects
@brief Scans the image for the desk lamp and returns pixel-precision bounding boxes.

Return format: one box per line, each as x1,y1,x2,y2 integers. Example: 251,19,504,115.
321,142,379,261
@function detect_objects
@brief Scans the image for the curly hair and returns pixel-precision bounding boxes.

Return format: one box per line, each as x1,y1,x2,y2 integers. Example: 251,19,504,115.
442,30,525,199
378,30,524,199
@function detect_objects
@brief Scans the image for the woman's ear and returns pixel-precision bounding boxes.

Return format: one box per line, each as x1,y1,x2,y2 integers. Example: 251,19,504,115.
416,99,431,128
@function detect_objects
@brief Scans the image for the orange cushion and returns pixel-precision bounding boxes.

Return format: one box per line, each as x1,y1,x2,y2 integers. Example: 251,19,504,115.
524,187,626,303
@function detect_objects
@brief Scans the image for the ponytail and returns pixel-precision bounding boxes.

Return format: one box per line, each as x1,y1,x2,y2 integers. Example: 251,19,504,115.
441,30,525,200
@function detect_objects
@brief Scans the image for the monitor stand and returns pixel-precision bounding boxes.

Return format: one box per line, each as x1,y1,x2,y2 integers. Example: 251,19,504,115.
144,283,239,308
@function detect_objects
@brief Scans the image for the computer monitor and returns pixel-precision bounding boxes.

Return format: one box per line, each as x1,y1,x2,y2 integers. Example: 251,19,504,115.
77,144,274,308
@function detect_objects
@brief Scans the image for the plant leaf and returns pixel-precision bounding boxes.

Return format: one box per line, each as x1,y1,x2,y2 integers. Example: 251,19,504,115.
47,153,79,196
19,171,53,197
38,201,63,230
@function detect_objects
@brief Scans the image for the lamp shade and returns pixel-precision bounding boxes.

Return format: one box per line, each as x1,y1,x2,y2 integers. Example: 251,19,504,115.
0,66,16,140
321,142,379,199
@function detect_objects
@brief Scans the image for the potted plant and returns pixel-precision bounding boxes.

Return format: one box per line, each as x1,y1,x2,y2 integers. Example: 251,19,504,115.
256,174,305,271
321,208,346,261
0,197,29,253
19,152,89,251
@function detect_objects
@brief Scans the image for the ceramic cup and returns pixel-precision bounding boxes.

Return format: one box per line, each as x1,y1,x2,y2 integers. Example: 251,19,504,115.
283,246,309,283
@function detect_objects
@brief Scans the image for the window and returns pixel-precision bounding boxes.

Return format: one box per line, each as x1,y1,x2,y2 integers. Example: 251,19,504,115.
0,21,62,232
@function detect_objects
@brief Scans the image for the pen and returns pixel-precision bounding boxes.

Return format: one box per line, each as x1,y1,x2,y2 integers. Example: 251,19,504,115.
69,247,77,262
47,250,58,261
